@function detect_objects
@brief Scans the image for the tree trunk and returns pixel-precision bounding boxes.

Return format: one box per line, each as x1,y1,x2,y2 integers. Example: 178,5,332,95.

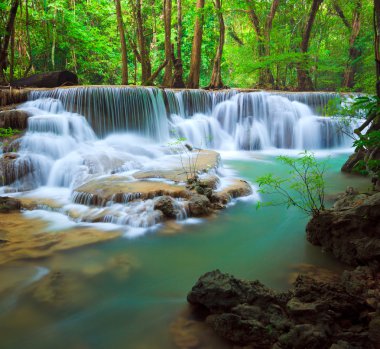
334,1,362,89
162,0,173,86
262,0,280,86
136,0,152,83
115,0,129,85
246,0,280,87
208,0,225,89
0,0,19,84
51,6,57,70
10,26,15,82
297,0,323,91
187,0,205,89
25,0,33,74
172,0,185,87
143,59,169,86
375,0,380,109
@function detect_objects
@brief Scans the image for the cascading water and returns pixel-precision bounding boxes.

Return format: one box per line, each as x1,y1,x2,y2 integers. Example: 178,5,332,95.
29,87,349,150
1,87,353,235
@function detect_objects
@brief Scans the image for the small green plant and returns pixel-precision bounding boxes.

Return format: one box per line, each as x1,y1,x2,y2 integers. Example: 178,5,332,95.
0,127,21,152
0,127,21,138
256,151,327,217
168,136,202,184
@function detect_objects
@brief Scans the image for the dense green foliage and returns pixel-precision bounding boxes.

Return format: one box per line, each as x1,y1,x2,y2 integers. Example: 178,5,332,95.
0,0,375,91
257,152,327,217
0,127,20,138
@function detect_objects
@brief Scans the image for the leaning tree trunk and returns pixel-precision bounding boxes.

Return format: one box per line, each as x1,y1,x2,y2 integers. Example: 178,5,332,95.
341,0,380,173
115,0,128,85
0,0,19,84
208,0,225,89
297,0,323,91
187,0,205,89
172,0,185,87
162,0,173,86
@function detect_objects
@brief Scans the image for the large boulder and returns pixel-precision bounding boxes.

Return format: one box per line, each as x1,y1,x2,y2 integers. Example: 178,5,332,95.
0,109,29,129
306,192,380,266
154,196,178,219
188,194,211,216
0,88,28,107
187,269,379,349
11,70,78,88
0,153,35,187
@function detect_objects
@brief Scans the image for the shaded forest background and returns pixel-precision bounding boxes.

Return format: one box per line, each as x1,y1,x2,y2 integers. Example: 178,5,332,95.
0,0,376,91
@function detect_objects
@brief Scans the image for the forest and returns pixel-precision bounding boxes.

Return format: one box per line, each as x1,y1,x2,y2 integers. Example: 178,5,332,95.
0,0,376,92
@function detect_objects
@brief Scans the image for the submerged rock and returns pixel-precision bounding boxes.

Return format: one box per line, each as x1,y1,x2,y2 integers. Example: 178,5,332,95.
187,269,380,349
0,212,121,265
306,192,380,266
0,196,21,213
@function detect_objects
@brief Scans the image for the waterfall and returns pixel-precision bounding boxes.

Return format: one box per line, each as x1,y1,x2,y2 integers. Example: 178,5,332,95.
0,87,354,232
29,87,348,151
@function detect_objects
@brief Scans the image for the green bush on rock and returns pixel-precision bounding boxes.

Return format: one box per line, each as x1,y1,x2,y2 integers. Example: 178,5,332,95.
256,151,327,217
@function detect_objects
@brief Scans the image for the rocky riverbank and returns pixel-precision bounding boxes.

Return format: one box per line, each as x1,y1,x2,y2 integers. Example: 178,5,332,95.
187,188,380,349
307,189,380,268
187,268,380,349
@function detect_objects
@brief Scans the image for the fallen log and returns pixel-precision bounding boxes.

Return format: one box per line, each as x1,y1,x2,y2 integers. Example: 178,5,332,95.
11,70,78,88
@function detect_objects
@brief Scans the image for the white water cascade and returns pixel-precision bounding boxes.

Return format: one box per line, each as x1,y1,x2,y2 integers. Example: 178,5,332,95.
0,87,353,234
29,87,348,150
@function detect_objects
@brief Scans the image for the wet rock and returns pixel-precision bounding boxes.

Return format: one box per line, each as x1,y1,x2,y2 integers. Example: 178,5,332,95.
0,109,29,129
198,175,219,190
0,89,28,107
333,189,369,210
73,177,189,206
212,179,252,205
188,194,210,217
133,150,221,183
26,271,90,310
0,196,21,212
0,153,36,187
278,324,329,349
187,269,378,349
0,212,121,265
368,315,380,346
154,196,178,219
306,192,380,266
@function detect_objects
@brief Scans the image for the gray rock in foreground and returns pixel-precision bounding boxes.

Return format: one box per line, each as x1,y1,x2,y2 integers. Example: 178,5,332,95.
187,269,380,349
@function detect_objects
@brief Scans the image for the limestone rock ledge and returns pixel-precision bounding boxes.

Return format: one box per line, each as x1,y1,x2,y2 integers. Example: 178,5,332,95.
187,269,380,349
306,191,380,267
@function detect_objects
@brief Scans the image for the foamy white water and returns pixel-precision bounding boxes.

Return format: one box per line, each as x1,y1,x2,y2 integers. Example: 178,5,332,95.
1,87,356,235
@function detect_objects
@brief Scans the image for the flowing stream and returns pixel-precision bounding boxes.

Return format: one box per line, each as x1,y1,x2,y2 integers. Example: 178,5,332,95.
0,87,367,349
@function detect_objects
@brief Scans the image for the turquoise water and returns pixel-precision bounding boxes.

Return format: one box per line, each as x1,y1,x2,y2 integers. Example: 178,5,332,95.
0,153,370,349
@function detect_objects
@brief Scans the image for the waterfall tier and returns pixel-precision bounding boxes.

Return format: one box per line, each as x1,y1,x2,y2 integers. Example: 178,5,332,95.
29,87,346,150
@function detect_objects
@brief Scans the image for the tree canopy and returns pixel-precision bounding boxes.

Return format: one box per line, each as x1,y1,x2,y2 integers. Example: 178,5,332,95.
0,0,376,91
